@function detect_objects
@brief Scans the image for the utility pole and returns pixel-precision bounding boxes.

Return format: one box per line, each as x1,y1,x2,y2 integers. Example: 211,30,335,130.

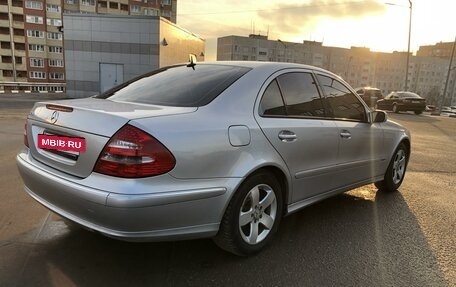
404,0,412,91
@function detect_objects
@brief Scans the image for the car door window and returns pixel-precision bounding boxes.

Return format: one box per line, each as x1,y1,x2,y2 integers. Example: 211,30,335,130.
259,79,286,116
316,74,366,121
277,72,325,117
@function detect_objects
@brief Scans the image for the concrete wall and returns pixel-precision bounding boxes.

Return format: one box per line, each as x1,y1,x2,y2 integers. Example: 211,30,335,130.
64,14,204,98
158,17,205,67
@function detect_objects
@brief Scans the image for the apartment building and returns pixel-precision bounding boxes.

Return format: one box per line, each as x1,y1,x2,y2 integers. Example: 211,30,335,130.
217,35,456,104
0,0,176,89
417,41,455,58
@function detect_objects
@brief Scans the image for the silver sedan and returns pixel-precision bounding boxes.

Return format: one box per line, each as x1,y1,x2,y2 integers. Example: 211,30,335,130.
17,62,410,256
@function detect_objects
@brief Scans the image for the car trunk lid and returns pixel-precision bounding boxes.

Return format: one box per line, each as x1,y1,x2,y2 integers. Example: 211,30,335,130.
26,98,196,178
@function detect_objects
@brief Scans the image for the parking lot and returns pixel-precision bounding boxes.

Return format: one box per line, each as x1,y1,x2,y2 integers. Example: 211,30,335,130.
0,94,455,286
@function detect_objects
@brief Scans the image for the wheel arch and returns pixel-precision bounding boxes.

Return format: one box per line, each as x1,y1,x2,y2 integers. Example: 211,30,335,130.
224,164,291,219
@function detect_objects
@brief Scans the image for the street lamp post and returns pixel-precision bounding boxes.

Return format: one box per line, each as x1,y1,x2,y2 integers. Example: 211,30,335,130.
385,1,413,91
404,0,412,91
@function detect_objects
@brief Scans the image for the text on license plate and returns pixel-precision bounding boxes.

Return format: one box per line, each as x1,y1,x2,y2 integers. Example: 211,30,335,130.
37,134,86,152
412,101,420,103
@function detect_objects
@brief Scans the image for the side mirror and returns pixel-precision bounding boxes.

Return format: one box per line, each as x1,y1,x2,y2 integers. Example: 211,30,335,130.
371,110,387,123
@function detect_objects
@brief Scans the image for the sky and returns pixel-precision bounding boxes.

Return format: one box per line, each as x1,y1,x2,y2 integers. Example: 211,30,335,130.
177,0,456,61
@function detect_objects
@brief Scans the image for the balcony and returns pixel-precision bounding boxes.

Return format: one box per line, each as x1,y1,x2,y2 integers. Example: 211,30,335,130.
13,35,25,43
10,6,23,14
0,19,9,27
12,21,24,29
0,34,10,42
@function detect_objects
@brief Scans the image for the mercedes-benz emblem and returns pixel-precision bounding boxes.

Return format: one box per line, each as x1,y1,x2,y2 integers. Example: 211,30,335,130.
50,111,59,124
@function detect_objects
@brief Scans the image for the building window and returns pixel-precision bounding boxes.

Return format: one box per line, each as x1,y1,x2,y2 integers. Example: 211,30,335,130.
2,70,14,77
46,4,61,12
30,58,44,67
161,10,171,17
81,0,94,5
47,32,62,40
1,56,12,63
1,41,11,49
25,15,43,24
130,5,140,12
49,72,64,80
48,59,64,67
25,0,43,10
12,14,23,22
48,46,63,53
30,71,46,79
65,0,74,4
46,18,62,26
161,0,170,5
27,30,44,38
149,8,159,16
28,44,45,51
109,2,118,8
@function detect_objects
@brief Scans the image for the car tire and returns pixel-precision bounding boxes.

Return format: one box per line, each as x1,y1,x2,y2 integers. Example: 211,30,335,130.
375,142,409,192
392,104,399,113
414,111,423,115
213,171,283,256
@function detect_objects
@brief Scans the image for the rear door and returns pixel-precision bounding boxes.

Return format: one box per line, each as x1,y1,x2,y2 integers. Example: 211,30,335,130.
255,70,340,203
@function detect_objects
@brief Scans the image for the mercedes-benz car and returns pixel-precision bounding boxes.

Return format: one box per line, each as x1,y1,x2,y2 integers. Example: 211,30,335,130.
16,62,411,256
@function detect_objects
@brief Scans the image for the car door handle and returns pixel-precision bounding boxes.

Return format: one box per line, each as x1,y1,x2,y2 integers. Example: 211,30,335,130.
340,130,351,139
278,130,297,142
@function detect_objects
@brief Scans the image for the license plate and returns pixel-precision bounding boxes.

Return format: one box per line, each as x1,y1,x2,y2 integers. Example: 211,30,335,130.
37,134,86,152
412,101,420,103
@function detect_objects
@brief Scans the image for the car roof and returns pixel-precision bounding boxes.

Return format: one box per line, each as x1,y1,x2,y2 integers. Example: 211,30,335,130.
199,61,341,79
356,87,381,91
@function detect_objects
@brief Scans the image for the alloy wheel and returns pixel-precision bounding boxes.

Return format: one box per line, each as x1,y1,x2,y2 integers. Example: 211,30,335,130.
238,184,277,245
392,149,406,184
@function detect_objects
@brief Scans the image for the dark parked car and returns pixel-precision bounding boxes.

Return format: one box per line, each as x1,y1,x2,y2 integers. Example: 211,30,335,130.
355,87,383,108
376,91,426,114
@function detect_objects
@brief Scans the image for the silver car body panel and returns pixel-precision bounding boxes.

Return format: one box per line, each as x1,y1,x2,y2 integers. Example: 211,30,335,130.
17,61,411,241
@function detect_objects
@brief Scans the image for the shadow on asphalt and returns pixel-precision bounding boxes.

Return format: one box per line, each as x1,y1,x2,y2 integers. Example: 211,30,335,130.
3,190,448,286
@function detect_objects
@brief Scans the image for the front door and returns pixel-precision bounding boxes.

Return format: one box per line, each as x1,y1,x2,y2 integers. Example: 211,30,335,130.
315,74,385,186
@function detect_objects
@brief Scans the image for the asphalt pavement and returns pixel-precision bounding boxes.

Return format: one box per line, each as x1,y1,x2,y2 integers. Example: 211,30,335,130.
0,94,454,287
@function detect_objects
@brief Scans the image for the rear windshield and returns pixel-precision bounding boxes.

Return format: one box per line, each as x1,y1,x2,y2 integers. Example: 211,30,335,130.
96,64,251,107
366,90,383,98
398,92,421,98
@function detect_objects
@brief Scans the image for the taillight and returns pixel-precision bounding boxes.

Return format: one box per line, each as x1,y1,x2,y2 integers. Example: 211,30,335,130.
24,122,29,147
94,124,175,178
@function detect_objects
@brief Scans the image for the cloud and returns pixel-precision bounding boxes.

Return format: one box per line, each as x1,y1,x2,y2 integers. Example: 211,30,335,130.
257,0,386,35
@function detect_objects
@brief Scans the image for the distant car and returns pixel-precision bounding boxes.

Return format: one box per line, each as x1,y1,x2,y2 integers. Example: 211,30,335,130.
376,91,426,114
16,62,411,256
425,105,436,112
355,87,383,108
441,106,456,116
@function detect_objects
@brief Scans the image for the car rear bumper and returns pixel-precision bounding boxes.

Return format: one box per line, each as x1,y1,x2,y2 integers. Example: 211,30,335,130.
16,150,238,241
396,103,426,111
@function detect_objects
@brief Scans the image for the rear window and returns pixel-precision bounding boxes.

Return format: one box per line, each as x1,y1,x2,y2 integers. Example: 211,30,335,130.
96,64,251,107
366,90,383,98
398,92,421,99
